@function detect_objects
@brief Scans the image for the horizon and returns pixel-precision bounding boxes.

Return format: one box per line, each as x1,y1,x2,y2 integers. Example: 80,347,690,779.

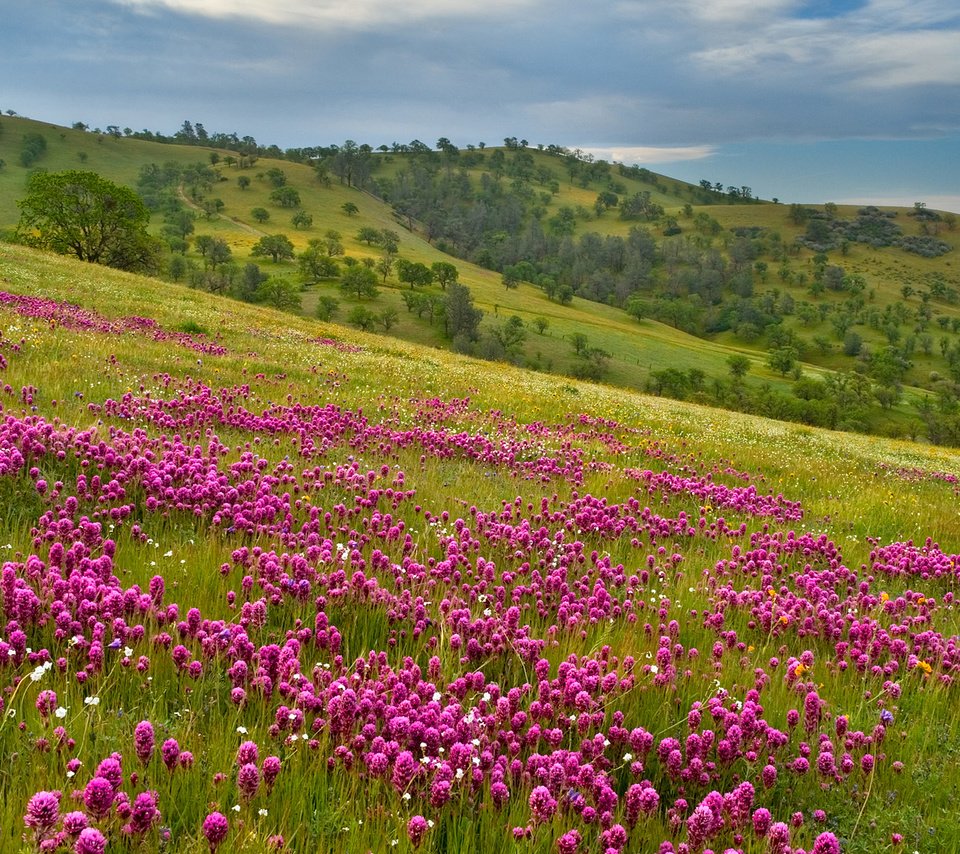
6,109,959,215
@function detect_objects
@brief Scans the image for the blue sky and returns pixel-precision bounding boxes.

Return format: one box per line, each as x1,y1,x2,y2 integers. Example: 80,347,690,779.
3,0,958,211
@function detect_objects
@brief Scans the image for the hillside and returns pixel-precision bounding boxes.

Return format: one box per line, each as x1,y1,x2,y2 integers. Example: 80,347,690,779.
2,115,960,445
2,244,960,852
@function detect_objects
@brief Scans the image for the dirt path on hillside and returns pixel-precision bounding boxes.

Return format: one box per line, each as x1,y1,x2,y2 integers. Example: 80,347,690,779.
177,184,267,237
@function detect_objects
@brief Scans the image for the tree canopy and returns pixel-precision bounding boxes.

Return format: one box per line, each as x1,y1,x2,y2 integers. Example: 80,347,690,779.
251,234,295,263
16,170,160,272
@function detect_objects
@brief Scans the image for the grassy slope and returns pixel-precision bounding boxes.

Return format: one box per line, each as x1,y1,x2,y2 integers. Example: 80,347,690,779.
2,244,960,851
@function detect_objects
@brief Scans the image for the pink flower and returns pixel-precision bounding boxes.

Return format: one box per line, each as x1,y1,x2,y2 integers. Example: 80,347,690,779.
161,738,180,771
752,808,772,837
529,786,557,823
83,778,114,819
811,832,841,854
203,812,229,852
262,755,281,788
36,689,58,720
134,720,155,765
237,740,259,766
407,815,429,848
62,811,89,836
74,827,108,854
238,762,260,799
24,790,60,833
557,829,582,854
94,757,122,791
129,791,160,833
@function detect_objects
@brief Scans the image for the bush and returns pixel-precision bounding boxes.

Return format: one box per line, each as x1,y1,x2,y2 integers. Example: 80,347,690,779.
898,235,952,257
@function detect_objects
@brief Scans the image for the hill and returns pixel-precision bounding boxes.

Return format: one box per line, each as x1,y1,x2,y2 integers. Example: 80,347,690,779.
2,243,960,851
2,114,960,445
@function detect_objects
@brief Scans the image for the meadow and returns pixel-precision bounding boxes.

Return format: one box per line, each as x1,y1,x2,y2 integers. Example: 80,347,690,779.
1,241,960,853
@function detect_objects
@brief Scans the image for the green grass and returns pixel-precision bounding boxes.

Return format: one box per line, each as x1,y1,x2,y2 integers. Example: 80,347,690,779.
2,244,960,850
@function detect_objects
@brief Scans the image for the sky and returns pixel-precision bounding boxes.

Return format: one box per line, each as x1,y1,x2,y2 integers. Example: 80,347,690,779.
3,0,959,211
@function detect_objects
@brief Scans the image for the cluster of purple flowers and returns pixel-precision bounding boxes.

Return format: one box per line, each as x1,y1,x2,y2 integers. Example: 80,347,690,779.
6,313,950,852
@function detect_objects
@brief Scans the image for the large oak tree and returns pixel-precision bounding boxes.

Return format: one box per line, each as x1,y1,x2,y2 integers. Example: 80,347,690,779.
16,170,160,272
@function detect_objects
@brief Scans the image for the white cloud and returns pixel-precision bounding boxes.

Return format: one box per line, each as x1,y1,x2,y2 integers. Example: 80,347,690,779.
688,3,960,94
676,0,796,25
113,0,535,28
837,30,960,88
581,145,716,164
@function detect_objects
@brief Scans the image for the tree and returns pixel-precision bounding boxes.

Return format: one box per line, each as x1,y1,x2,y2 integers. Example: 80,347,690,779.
445,282,482,342
20,132,47,167
255,277,301,311
322,230,344,257
533,317,550,335
265,167,287,188
251,234,295,263
315,296,340,321
164,209,196,240
493,315,527,358
270,186,301,208
569,332,589,356
251,207,270,223
347,306,377,330
291,210,313,230
375,254,395,283
357,226,381,245
16,170,160,272
341,202,359,217
378,307,399,331
430,261,459,290
330,140,373,188
728,354,751,380
396,259,434,290
768,346,799,376
233,263,268,302
299,244,340,282
237,176,251,191
194,235,232,268
340,265,379,300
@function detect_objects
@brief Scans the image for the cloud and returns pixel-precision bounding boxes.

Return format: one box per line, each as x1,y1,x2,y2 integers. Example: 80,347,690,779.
675,0,796,25
112,0,535,29
581,145,716,165
837,30,960,88
686,0,960,92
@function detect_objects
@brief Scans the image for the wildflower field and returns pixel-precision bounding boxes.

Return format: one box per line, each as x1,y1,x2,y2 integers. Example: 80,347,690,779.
2,243,960,853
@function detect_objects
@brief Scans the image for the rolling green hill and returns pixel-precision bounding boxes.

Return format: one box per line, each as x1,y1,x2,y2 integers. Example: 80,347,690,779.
2,114,959,445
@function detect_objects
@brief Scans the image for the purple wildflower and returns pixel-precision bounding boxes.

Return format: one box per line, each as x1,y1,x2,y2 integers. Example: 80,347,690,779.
83,778,114,819
407,815,429,848
74,827,108,854
134,720,155,765
203,812,229,852
529,785,557,823
24,790,60,834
